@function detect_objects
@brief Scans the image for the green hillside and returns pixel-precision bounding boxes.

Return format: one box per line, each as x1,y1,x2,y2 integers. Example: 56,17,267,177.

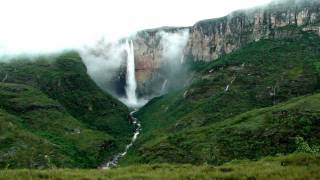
123,30,320,165
0,52,132,168
1,19,320,180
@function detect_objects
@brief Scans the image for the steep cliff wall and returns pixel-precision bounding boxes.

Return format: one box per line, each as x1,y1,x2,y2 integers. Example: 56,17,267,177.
186,0,320,61
84,0,320,100
132,27,189,96
130,0,320,97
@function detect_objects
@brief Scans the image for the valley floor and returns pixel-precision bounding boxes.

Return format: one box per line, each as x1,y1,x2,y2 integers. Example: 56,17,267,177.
0,153,319,180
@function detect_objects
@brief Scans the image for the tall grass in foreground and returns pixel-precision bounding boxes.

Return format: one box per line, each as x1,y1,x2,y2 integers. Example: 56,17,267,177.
0,153,319,180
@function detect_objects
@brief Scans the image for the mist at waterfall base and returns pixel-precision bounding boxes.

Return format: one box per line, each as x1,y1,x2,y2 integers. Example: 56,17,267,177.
80,40,148,108
80,30,190,108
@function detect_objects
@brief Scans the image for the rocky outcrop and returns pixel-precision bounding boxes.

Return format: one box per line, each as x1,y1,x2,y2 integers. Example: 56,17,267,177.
129,0,320,96
133,0,320,63
86,0,320,98
302,26,320,35
132,27,189,96
185,0,320,61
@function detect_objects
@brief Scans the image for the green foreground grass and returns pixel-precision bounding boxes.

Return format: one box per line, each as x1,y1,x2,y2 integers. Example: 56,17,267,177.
0,153,319,179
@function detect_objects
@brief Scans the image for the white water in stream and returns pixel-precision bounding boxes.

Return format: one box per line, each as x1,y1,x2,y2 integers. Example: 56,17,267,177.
100,40,141,169
100,111,141,169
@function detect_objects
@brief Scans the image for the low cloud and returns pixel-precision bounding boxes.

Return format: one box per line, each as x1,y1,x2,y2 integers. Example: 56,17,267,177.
157,29,190,94
79,38,127,96
160,30,189,65
80,29,190,102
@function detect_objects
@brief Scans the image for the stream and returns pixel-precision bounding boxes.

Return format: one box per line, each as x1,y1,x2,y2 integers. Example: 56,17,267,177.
100,111,141,169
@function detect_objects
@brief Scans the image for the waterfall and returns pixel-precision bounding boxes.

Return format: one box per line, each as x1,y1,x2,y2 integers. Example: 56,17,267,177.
99,41,142,169
161,79,168,92
180,54,185,64
225,85,229,92
124,40,138,107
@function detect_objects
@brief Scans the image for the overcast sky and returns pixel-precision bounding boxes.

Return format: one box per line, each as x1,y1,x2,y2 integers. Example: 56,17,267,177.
0,0,272,54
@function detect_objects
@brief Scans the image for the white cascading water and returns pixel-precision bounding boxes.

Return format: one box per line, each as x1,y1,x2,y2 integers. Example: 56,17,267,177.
161,79,168,92
100,40,141,170
124,40,138,107
100,111,141,169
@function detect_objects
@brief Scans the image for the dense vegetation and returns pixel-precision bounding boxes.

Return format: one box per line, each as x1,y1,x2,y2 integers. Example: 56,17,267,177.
123,30,320,165
1,153,319,179
1,23,320,180
0,52,132,168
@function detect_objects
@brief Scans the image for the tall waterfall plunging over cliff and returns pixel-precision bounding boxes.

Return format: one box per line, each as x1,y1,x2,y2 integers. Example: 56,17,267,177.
125,40,138,107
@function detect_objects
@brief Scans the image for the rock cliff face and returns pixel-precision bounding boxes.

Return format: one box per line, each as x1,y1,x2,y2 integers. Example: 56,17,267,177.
85,0,320,99
132,27,189,96
133,0,320,63
185,0,320,61
128,0,320,97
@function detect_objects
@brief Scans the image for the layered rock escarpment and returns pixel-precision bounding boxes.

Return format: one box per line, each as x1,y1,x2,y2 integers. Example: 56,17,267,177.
132,0,320,64
185,0,320,61
86,0,320,98
130,0,320,96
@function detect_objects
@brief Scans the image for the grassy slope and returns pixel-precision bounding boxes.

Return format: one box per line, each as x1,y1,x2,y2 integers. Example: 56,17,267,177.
0,153,319,179
0,52,132,168
123,31,320,164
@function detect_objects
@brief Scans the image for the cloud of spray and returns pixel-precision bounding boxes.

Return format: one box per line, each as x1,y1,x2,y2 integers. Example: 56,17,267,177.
79,38,127,96
157,29,190,94
80,36,150,108
79,29,190,106
160,30,189,65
